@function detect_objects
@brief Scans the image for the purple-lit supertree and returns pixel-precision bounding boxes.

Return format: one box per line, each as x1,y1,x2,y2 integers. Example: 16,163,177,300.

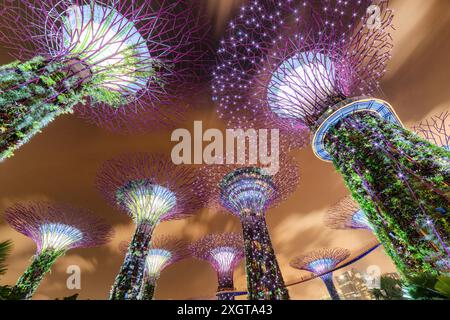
291,248,350,300
139,235,188,300
4,201,112,300
213,0,449,277
97,153,206,300
0,0,208,161
202,154,299,300
414,112,449,151
190,232,244,300
325,196,372,231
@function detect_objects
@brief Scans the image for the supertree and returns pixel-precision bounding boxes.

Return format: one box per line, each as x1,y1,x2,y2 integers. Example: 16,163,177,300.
290,248,350,300
413,112,450,271
202,154,299,300
213,0,449,277
325,196,372,231
97,152,206,300
139,235,188,300
0,0,209,161
190,232,244,300
4,201,112,300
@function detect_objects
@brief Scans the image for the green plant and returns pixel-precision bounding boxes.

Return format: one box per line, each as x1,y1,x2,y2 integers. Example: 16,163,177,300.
0,240,12,276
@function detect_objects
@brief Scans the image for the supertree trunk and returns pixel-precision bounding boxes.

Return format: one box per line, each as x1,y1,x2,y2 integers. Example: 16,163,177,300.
324,112,450,277
11,249,64,300
0,56,89,161
217,272,235,300
320,274,340,301
139,280,156,300
217,292,236,301
241,214,289,300
110,222,154,300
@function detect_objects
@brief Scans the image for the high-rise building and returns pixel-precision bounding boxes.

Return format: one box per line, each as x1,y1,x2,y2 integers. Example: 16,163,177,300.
335,269,374,300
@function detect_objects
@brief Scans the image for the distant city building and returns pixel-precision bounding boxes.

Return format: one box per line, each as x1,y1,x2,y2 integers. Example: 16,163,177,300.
335,269,374,300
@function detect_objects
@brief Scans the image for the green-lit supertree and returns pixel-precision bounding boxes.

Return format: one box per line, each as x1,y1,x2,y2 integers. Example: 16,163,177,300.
202,155,300,300
0,0,208,161
4,201,112,300
97,153,206,300
213,0,449,278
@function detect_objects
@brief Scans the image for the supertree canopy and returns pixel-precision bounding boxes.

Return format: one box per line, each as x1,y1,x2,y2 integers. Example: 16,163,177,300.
0,0,208,161
291,248,350,300
4,201,112,300
213,0,450,278
190,232,244,300
97,152,206,300
414,112,449,151
139,235,188,300
325,196,372,231
202,154,299,300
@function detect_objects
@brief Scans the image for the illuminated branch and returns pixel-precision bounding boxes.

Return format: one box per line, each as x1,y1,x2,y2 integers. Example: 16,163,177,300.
325,196,372,231
5,201,112,299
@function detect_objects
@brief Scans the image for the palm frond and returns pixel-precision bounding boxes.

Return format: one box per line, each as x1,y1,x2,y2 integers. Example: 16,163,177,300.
0,240,13,276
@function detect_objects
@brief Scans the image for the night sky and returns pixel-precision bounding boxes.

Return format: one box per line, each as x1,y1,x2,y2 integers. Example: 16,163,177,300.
0,0,449,300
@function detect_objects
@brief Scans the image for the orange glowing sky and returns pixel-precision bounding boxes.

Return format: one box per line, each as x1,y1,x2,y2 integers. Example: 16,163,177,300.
0,0,449,300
